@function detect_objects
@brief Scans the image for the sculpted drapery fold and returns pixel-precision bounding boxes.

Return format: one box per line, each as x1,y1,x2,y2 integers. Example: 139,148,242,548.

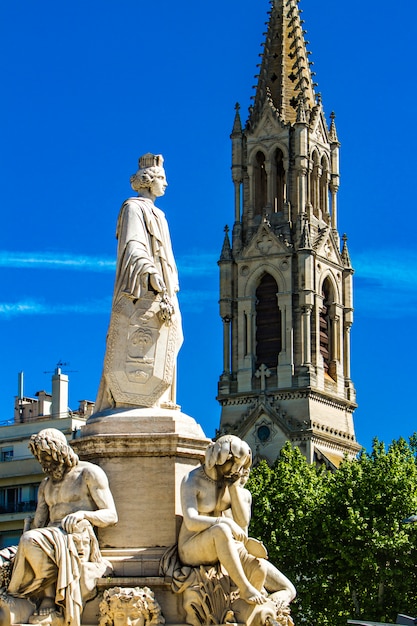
114,198,179,305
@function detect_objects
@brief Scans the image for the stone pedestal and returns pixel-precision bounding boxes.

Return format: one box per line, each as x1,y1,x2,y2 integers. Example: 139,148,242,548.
72,407,209,625
72,408,209,576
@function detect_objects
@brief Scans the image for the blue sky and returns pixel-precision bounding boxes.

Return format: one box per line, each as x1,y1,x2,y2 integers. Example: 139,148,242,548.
0,0,416,451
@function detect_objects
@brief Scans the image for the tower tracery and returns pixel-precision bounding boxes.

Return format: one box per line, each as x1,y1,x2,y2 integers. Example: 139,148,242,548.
217,0,359,466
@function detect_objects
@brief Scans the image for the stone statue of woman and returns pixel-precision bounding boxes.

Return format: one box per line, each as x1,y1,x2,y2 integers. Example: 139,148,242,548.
95,154,183,412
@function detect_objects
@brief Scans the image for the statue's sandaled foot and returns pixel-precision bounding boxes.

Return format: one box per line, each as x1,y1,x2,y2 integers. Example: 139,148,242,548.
29,611,64,626
240,585,267,605
32,598,56,616
29,600,63,626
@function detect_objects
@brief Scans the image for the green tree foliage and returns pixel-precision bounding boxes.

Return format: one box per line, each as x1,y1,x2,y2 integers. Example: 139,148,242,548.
247,438,417,626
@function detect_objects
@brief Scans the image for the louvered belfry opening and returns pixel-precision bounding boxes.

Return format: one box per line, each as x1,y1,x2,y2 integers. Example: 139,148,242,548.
255,273,281,369
319,280,332,374
254,151,267,217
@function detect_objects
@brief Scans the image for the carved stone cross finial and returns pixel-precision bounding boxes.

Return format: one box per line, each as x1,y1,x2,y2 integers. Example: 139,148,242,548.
255,364,271,391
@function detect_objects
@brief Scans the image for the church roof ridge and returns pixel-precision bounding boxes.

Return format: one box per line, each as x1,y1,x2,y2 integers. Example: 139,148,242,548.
248,0,317,128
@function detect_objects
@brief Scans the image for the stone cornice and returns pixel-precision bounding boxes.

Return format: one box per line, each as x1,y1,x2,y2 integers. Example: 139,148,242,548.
310,434,361,455
218,388,357,412
72,433,208,460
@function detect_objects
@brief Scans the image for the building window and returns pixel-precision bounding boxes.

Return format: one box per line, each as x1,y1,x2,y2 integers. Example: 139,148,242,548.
320,156,329,216
310,152,320,214
257,424,271,442
254,151,267,217
319,280,333,377
0,487,20,513
273,148,285,213
0,484,38,514
0,530,22,549
255,273,281,369
0,447,13,462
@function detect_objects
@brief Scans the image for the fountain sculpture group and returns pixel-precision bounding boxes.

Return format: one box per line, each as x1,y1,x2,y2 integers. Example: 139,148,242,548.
0,155,295,626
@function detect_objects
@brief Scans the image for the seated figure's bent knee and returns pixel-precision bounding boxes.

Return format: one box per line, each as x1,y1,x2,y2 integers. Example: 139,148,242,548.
288,581,296,601
19,529,39,547
211,522,233,543
259,558,268,578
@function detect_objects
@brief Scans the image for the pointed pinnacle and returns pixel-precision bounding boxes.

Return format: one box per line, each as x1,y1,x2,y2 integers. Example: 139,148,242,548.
231,104,242,136
329,111,339,143
220,227,232,262
341,233,352,268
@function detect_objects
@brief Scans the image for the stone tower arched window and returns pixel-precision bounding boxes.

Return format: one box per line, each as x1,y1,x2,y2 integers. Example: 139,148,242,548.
255,273,281,369
254,151,267,217
320,155,329,218
319,279,333,376
311,151,320,216
273,148,285,213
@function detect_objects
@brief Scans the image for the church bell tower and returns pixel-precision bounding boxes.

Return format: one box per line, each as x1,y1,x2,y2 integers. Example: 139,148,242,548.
217,0,360,466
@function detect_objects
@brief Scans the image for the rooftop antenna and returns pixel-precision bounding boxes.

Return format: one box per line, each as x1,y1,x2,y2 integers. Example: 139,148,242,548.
43,360,78,375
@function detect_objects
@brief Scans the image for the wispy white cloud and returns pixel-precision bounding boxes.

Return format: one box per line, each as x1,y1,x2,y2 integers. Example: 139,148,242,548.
2,248,415,285
354,250,417,288
0,251,115,272
0,293,216,318
354,250,417,318
0,299,111,319
0,250,217,277
0,249,416,319
0,248,218,318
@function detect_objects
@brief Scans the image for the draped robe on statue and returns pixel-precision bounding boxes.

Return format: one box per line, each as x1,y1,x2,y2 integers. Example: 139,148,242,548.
8,521,110,626
114,197,180,303
95,197,183,411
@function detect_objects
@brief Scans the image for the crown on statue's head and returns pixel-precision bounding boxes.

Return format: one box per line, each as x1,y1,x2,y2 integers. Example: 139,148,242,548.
138,153,164,169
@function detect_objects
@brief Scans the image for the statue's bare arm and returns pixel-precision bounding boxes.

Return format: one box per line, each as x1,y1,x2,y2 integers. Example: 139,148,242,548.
228,482,251,532
32,480,49,529
61,463,118,533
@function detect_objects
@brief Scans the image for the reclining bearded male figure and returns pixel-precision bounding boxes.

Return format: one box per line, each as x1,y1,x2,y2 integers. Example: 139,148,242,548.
7,428,118,626
177,435,296,609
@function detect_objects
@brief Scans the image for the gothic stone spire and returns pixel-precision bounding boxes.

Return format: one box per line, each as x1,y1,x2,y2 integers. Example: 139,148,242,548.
249,0,317,127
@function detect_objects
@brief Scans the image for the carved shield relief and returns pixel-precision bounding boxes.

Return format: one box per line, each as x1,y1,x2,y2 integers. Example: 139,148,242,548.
103,293,178,407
